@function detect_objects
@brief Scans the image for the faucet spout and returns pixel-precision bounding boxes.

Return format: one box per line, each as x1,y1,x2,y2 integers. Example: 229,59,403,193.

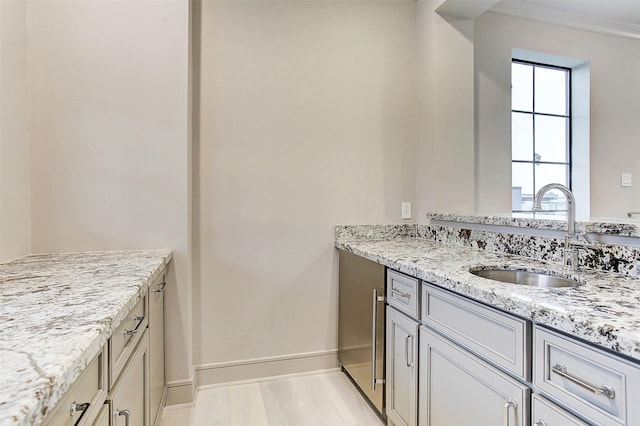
533,183,576,237
533,183,584,269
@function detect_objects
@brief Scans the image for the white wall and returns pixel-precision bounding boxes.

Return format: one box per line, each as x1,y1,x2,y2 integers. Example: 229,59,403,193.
0,0,31,262
475,11,640,219
415,1,476,218
26,0,192,395
194,0,417,381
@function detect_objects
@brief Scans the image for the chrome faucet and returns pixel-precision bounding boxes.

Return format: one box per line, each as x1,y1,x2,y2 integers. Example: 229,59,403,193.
533,183,590,270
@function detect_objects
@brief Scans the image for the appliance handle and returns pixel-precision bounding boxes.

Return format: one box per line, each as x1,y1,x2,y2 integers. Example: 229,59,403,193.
371,288,378,391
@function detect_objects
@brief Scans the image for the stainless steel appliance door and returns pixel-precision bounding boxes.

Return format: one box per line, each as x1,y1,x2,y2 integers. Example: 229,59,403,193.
338,250,385,415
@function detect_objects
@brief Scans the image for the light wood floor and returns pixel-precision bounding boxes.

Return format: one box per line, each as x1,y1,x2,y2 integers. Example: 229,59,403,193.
160,370,384,426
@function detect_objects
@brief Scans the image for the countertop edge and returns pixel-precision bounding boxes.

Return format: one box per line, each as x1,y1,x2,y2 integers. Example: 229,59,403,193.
1,249,173,426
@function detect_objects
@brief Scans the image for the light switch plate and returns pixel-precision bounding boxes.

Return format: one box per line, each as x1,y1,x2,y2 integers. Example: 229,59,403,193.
621,173,632,187
401,202,412,220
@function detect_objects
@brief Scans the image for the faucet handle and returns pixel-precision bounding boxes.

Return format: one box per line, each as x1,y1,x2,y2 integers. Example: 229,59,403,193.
572,231,593,245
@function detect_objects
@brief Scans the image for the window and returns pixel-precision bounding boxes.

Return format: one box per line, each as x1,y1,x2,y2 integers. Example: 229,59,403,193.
511,60,571,216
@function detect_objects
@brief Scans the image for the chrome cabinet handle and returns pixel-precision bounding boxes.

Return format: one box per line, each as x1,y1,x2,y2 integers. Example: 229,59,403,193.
552,363,616,399
69,401,90,418
123,315,145,337
405,334,415,368
391,287,410,299
534,421,548,426
503,400,517,426
115,409,131,426
405,335,410,367
410,334,415,368
153,278,167,293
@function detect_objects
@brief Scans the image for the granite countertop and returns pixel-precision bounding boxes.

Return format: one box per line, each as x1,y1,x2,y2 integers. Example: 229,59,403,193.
0,249,173,426
336,238,640,362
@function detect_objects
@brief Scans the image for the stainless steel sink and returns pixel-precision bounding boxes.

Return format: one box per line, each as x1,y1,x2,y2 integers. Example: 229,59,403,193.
470,268,581,288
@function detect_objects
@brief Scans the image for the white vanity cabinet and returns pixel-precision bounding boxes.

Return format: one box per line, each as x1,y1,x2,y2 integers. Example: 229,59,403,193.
105,272,168,426
41,267,168,426
419,326,530,426
149,274,167,426
534,326,640,426
108,331,150,426
418,281,530,426
386,307,419,426
531,394,588,426
93,404,111,426
43,347,108,426
386,270,420,426
366,253,640,426
110,294,148,389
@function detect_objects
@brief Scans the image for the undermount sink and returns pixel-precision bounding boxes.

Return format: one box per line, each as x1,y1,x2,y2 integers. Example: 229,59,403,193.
470,268,581,288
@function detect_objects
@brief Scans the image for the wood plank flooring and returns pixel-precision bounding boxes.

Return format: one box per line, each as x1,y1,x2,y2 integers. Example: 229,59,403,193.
160,371,384,426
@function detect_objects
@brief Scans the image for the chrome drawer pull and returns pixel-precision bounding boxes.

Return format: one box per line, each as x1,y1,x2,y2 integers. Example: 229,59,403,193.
534,421,547,426
153,279,167,293
503,400,517,426
123,315,145,337
392,287,411,299
69,401,90,417
552,363,616,399
115,409,131,426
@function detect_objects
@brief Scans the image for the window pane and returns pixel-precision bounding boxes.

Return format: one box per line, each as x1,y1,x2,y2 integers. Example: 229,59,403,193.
512,63,533,112
512,112,533,161
534,165,569,216
534,115,568,163
534,66,567,115
535,164,569,193
512,163,533,211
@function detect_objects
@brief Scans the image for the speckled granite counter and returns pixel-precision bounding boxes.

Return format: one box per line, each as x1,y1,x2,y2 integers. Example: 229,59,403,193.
336,238,640,362
0,250,172,426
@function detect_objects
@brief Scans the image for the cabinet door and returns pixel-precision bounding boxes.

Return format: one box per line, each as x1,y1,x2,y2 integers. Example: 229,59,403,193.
149,274,166,425
386,307,419,426
419,326,529,426
92,404,110,426
531,394,588,426
44,347,107,426
110,331,149,426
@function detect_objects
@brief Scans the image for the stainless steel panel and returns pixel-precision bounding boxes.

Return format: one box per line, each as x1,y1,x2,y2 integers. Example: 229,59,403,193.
338,250,385,415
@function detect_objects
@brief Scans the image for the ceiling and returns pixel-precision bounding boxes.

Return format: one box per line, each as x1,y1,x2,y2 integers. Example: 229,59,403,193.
524,0,640,26
489,0,640,39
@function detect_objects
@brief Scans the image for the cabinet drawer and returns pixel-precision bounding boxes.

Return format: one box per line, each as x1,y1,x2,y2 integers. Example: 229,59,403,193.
532,394,588,426
109,330,149,426
44,347,107,426
110,294,148,388
419,325,530,426
387,270,419,319
421,283,529,379
92,404,110,426
534,327,640,426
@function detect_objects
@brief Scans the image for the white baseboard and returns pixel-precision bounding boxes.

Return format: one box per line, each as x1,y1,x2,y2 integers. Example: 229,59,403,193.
196,367,341,392
194,349,339,390
166,377,196,405
164,349,339,406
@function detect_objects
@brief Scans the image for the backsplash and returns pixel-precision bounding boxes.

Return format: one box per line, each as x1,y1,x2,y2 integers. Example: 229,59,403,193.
336,217,640,277
335,224,416,241
417,224,640,277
